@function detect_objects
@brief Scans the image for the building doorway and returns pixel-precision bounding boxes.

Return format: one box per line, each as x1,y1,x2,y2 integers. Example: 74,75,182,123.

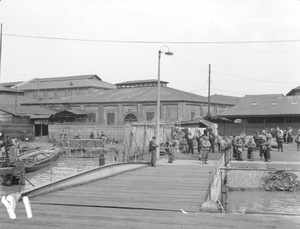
34,120,49,137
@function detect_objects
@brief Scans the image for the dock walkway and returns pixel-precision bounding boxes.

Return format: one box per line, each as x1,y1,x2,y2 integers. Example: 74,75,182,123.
1,157,300,228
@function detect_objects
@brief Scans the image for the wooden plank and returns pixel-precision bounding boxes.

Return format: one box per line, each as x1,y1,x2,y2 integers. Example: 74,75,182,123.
29,163,211,213
2,160,298,228
0,201,298,229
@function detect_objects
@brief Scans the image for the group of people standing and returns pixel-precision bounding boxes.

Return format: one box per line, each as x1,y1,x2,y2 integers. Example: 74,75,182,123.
174,127,219,164
148,126,300,167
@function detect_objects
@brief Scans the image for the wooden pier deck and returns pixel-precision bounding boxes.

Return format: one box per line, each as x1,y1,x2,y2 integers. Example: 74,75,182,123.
0,158,300,228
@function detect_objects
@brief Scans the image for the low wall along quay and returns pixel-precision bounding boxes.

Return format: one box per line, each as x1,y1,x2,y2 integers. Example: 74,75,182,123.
227,162,300,191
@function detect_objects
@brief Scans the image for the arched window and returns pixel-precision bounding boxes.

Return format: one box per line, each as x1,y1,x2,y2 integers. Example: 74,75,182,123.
124,113,137,123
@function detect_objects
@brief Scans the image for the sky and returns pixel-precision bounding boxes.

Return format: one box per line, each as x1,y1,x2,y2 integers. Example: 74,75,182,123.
0,0,300,97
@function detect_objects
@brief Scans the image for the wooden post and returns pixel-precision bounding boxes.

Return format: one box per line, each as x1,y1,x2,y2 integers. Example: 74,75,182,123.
208,171,211,200
224,169,228,213
142,124,147,157
208,64,211,116
18,167,23,193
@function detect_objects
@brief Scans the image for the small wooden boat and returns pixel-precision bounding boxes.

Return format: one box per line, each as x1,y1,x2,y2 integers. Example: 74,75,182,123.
0,146,60,185
21,147,60,173
19,146,42,156
25,162,53,173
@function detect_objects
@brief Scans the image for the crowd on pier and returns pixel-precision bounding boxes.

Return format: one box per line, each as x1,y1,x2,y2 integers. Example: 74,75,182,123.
161,126,300,165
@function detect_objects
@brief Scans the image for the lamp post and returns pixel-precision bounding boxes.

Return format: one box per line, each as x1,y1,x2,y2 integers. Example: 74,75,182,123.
156,46,173,160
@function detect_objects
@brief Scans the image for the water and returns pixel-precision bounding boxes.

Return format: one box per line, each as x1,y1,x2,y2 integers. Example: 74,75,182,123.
227,190,300,215
0,156,99,196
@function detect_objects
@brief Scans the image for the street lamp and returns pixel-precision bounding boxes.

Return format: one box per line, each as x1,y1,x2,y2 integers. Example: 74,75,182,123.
156,46,173,160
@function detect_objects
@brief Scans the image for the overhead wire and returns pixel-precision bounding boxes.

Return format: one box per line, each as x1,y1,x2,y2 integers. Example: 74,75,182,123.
3,32,298,99
3,33,300,44
172,57,297,85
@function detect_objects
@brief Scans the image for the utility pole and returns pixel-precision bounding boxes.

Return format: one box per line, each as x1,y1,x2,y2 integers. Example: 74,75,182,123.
207,64,211,117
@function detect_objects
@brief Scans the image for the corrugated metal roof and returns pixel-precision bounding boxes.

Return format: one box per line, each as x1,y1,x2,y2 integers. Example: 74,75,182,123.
0,94,38,105
29,114,52,119
13,75,116,90
115,79,169,85
219,95,300,116
22,86,217,105
0,104,56,116
32,75,101,82
209,94,241,106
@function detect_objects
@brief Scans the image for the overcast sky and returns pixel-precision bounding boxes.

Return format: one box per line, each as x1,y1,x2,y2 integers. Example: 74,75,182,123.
0,0,299,97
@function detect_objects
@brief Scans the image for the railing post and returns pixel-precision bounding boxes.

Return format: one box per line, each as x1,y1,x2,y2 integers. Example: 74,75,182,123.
220,170,223,208
224,169,228,213
208,171,211,200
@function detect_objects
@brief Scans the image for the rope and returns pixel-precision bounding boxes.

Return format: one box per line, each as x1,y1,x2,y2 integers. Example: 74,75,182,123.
216,200,225,214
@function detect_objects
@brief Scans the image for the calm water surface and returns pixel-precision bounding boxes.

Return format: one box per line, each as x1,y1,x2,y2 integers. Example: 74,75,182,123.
227,190,300,215
0,156,99,195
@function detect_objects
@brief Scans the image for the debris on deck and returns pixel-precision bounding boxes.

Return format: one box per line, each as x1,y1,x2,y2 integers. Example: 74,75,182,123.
265,170,300,191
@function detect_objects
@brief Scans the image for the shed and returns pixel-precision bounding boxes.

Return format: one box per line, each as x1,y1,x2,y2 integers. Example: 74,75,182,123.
50,110,89,123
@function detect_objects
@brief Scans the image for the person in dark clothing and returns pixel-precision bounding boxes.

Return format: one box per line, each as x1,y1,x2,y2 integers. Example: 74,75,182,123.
149,136,158,167
209,132,216,153
258,135,265,160
287,127,293,144
195,131,202,154
165,141,174,163
283,129,287,143
89,132,94,139
253,131,260,151
277,130,284,152
295,129,300,151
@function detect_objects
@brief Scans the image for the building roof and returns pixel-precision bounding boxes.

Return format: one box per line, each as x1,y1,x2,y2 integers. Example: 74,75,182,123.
0,85,24,94
286,86,300,96
179,117,215,128
219,94,300,117
5,75,116,91
0,81,23,88
0,104,56,117
115,79,169,85
0,93,38,105
23,86,233,105
209,94,241,106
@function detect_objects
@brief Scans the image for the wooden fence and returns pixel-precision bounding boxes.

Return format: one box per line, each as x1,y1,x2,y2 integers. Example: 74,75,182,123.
0,124,34,141
49,123,173,159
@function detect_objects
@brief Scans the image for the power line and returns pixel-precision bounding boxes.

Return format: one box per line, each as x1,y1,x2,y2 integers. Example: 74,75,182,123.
211,87,245,96
173,57,297,85
3,33,300,44
212,71,296,85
